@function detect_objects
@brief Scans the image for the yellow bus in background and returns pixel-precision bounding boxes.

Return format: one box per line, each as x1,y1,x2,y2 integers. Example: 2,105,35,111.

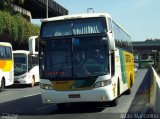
0,42,14,92
39,13,134,108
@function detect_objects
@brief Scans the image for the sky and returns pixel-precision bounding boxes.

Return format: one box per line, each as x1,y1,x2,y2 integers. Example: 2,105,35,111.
32,0,160,41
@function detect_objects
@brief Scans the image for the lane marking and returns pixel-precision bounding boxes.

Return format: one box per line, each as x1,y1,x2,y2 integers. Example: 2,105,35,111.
23,93,41,98
36,104,56,111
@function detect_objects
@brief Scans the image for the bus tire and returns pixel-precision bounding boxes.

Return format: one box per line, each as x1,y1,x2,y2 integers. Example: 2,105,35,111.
57,103,66,110
125,76,132,95
125,88,131,95
110,80,120,107
0,78,5,92
110,98,118,107
30,76,35,87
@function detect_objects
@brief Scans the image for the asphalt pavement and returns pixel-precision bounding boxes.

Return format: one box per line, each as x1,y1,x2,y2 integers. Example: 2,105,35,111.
0,69,150,119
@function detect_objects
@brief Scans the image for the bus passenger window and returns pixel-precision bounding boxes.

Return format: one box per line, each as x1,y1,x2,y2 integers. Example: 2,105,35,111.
0,47,5,58
5,47,12,59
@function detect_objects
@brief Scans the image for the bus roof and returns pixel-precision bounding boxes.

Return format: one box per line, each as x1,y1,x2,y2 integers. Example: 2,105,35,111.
0,42,12,47
13,50,30,55
41,12,131,38
13,50,38,55
42,13,111,22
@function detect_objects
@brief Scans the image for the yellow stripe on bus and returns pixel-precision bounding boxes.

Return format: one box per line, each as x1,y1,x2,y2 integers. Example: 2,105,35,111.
0,60,13,72
124,51,134,88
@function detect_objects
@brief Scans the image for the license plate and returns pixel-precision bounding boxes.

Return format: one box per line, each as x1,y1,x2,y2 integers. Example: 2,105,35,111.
69,94,80,98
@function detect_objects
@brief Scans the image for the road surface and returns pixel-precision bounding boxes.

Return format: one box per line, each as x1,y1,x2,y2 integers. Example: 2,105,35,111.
0,69,149,119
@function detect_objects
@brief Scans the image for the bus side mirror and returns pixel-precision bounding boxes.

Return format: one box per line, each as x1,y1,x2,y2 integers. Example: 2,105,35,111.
107,31,115,51
29,36,38,55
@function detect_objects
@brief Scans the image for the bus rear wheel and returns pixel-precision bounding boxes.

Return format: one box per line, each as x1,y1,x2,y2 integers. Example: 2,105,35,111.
0,79,5,92
125,76,132,95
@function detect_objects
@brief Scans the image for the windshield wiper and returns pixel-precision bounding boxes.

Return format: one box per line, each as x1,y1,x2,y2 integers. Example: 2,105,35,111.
72,56,91,77
55,61,67,78
55,40,70,78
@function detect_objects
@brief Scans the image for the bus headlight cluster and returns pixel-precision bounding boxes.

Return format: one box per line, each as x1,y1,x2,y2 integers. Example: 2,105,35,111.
15,73,27,80
94,80,111,88
21,73,27,79
40,83,53,90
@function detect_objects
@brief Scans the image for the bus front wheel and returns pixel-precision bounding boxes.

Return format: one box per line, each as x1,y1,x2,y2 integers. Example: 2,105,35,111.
57,103,66,110
110,80,120,107
0,79,5,92
110,98,118,107
30,76,35,87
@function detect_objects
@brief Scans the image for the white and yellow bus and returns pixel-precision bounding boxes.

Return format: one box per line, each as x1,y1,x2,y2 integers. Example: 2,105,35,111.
39,13,134,108
0,42,14,92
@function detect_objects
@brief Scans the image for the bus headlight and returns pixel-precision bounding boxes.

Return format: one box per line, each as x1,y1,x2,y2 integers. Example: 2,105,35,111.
40,83,53,90
21,73,27,79
94,80,111,88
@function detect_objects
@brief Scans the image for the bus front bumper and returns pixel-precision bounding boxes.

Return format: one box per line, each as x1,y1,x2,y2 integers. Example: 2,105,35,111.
14,75,30,84
40,86,115,104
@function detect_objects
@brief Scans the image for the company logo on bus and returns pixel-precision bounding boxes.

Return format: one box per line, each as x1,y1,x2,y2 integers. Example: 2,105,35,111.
125,54,131,63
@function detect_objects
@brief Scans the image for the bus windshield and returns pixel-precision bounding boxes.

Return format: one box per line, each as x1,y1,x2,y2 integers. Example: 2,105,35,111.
43,35,109,78
14,54,27,76
41,17,107,38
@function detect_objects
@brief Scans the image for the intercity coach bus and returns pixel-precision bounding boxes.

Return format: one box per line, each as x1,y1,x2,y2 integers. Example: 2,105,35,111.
0,42,14,92
39,13,134,108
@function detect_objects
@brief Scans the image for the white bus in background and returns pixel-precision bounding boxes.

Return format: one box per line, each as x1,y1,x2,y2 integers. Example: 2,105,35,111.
13,36,39,87
0,42,14,92
13,50,39,86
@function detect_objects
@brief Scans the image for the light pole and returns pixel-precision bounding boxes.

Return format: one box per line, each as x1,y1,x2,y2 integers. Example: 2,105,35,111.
152,50,157,65
46,0,48,18
87,8,94,13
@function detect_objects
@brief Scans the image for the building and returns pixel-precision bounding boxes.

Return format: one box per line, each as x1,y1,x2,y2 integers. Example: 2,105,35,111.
133,40,160,68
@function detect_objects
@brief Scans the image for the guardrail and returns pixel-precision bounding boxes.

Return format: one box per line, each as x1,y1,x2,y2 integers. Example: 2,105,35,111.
149,67,160,113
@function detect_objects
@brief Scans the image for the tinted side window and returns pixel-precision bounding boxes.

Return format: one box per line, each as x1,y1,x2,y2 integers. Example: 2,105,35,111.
0,46,5,59
113,22,132,52
5,47,12,59
28,55,39,70
0,46,12,59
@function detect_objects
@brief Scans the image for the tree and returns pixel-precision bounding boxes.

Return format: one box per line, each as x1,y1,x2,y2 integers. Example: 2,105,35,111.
0,11,39,43
0,0,10,10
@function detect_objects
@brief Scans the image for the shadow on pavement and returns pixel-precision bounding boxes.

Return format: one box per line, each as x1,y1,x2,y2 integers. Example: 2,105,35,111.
0,94,109,116
53,102,109,114
6,84,39,89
